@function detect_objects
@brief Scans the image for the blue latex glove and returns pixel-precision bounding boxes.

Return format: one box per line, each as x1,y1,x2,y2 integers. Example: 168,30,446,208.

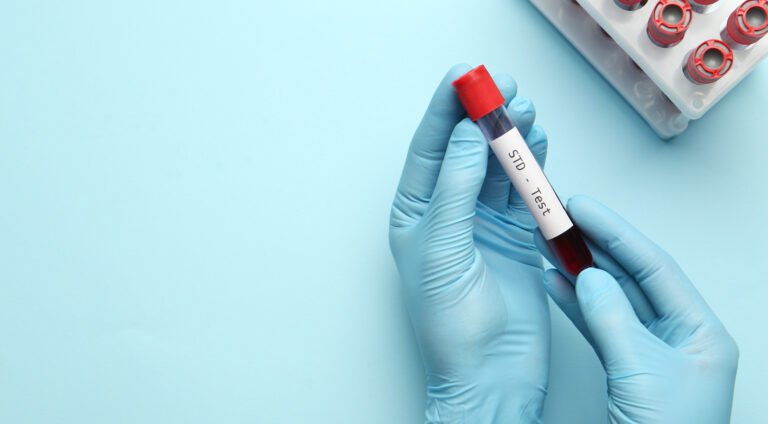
389,64,551,423
535,196,739,424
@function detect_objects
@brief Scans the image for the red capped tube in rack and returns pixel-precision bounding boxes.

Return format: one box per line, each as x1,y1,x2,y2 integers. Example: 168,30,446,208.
723,0,768,49
684,39,734,84
452,66,593,276
647,0,693,47
615,0,647,11
688,0,721,14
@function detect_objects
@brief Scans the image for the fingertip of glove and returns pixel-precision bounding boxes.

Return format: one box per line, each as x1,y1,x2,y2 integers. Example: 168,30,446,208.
492,73,517,100
575,268,614,292
450,118,484,141
542,268,564,288
510,97,532,115
566,194,589,209
447,63,473,78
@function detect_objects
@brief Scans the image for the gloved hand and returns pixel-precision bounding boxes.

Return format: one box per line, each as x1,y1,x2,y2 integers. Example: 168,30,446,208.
535,196,739,424
389,64,551,424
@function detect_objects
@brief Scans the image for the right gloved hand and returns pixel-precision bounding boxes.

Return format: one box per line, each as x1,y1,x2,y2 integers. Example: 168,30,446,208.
535,196,738,424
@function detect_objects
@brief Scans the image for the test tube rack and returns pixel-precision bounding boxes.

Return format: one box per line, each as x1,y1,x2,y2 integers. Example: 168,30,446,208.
529,0,768,138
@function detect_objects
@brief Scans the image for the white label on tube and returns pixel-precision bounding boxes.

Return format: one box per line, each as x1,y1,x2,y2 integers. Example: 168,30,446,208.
489,128,573,240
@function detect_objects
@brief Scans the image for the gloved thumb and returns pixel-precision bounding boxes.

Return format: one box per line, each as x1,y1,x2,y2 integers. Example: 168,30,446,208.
425,118,488,242
575,268,650,364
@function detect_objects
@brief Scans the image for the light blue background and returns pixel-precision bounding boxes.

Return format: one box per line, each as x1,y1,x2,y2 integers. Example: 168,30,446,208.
1,0,765,422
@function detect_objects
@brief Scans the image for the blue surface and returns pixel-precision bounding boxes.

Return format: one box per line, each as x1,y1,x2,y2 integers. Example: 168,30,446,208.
0,0,765,422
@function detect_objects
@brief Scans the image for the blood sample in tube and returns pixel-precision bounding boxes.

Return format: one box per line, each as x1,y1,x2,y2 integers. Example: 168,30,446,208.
452,65,593,276
647,0,693,47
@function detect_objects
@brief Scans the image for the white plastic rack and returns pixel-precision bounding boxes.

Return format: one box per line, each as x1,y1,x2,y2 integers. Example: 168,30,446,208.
530,0,768,138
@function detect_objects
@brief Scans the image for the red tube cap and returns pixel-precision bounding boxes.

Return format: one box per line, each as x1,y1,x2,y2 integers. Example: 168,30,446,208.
615,0,645,7
727,0,768,46
452,65,505,121
647,0,692,47
685,39,734,84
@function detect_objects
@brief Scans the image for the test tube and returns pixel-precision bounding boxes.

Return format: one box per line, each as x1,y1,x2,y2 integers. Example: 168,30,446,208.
683,39,734,84
722,0,768,50
615,0,648,11
647,0,693,47
452,66,593,276
688,0,721,14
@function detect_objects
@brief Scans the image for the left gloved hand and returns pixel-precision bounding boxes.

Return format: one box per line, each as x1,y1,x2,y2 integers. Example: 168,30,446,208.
389,64,550,424
535,196,739,424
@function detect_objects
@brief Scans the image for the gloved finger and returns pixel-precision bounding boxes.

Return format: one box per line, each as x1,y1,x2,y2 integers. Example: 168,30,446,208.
476,75,519,213
391,64,472,227
507,125,548,212
424,118,487,247
567,195,712,329
586,239,657,326
507,96,536,137
542,268,596,348
496,74,519,109
526,125,548,167
534,230,657,327
576,268,653,363
479,156,512,213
